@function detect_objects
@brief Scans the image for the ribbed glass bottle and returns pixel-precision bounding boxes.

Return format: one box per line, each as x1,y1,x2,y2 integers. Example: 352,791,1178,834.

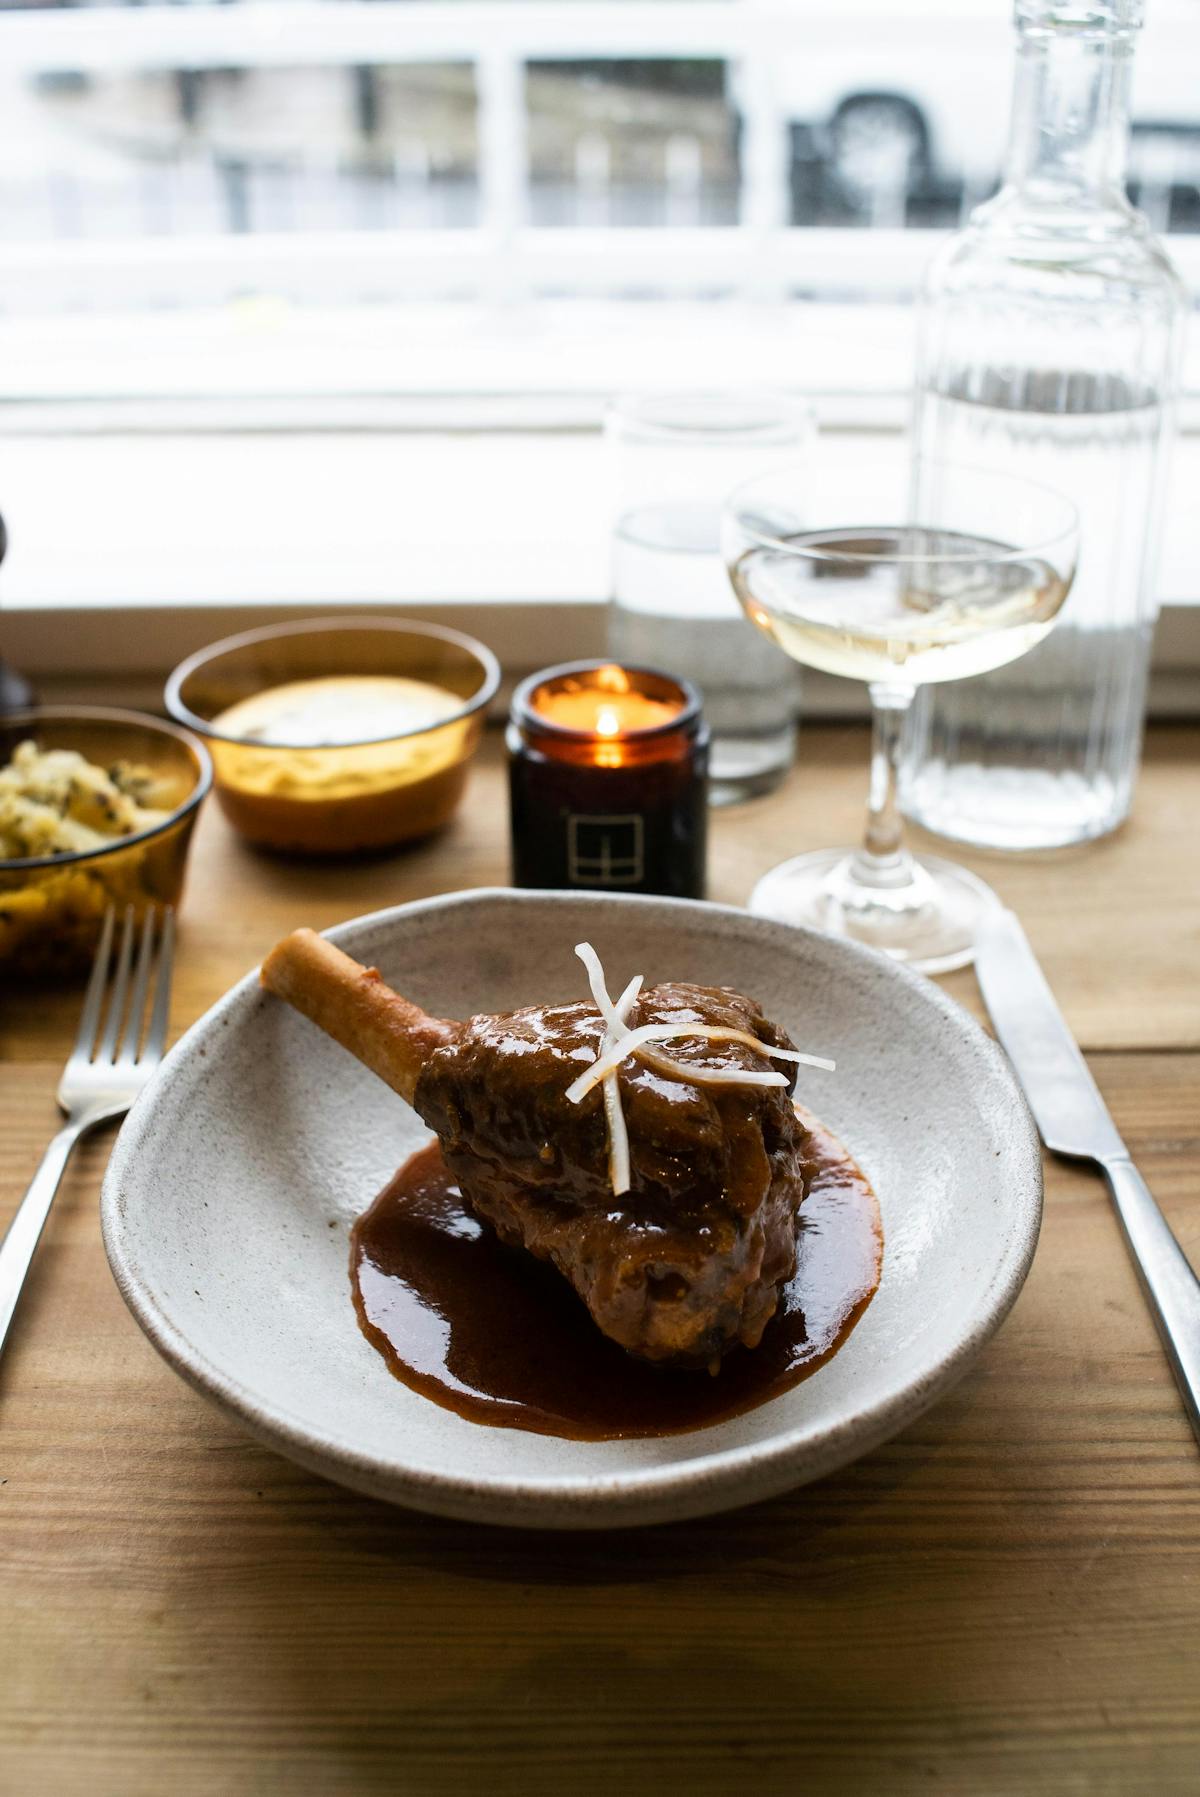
902,0,1185,850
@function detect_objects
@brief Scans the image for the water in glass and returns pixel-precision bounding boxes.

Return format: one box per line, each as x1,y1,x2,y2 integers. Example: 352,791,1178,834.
903,0,1184,849
610,501,798,803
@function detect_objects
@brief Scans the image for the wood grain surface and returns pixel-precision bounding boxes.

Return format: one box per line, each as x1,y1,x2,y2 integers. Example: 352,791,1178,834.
2,721,1197,1796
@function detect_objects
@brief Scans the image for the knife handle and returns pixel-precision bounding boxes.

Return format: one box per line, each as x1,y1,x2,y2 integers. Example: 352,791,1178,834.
1101,1156,1200,1446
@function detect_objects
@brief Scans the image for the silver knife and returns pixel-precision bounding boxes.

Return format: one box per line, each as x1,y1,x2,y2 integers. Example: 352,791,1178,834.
975,908,1200,1446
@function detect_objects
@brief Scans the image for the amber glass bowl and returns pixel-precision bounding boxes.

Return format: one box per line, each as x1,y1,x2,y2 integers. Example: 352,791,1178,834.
164,618,500,855
0,707,212,980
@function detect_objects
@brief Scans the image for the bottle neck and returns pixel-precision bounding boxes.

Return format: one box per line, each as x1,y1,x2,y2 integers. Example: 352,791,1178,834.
1002,24,1135,207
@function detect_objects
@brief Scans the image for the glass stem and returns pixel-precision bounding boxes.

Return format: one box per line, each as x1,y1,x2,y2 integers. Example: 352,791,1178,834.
852,682,919,891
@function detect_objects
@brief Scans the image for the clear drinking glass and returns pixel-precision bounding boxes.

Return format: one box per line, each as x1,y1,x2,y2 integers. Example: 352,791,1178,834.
722,461,1078,973
607,391,812,804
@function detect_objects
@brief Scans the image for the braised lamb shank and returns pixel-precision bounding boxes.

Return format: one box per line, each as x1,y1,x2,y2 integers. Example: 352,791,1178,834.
262,929,815,1370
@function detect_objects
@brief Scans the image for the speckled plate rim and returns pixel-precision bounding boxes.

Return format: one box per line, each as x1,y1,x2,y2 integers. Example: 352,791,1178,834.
101,889,1043,1530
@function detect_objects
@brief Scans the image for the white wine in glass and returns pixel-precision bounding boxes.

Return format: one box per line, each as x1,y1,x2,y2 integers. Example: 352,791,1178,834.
722,465,1078,973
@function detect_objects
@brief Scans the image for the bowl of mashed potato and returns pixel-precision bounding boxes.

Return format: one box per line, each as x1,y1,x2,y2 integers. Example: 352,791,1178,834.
0,707,212,978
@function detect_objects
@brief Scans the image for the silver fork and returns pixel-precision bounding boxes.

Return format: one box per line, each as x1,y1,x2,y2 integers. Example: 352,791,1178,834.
0,904,175,1359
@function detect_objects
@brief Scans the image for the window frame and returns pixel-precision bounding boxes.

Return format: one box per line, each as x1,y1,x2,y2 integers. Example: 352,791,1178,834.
0,2,1197,715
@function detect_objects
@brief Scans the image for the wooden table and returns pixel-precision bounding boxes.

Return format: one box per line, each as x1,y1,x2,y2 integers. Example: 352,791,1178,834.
3,723,1198,1794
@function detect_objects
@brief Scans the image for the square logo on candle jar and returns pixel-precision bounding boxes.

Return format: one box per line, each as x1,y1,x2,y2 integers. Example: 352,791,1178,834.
567,814,644,886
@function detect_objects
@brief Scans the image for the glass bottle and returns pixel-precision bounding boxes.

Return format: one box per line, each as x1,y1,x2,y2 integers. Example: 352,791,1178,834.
902,0,1185,850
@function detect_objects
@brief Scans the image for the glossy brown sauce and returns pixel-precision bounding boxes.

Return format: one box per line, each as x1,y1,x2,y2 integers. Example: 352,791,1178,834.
350,1109,882,1441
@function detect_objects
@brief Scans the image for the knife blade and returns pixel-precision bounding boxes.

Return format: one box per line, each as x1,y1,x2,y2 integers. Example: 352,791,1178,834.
975,907,1200,1447
974,908,1125,1161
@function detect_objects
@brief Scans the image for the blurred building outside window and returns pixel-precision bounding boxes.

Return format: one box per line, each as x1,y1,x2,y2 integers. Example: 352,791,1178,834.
2,2,1199,374
0,0,1198,690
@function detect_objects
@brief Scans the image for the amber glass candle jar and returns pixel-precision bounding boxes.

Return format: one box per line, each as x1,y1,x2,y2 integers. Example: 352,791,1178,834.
508,662,708,897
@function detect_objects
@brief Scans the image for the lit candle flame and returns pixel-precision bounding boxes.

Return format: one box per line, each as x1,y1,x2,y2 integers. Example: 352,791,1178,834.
595,704,622,737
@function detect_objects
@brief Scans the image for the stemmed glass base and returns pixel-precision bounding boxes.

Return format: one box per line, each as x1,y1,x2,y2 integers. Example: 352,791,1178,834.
721,461,1078,975
746,680,1003,975
748,848,1000,976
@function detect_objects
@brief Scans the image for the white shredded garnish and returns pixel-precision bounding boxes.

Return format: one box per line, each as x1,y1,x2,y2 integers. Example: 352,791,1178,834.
570,943,835,1198
575,943,641,1195
566,1023,789,1104
635,1040,835,1088
636,1053,790,1088
566,1022,836,1102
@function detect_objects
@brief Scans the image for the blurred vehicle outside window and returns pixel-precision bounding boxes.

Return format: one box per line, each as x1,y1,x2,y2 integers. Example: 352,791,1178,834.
2,2,1199,324
0,0,1197,693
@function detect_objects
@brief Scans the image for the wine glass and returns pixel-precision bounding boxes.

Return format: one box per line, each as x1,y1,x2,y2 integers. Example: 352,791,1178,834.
722,461,1078,973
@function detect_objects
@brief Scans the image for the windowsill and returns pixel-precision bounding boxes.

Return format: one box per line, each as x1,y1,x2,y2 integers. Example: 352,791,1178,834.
0,297,923,413
2,401,1199,718
2,303,1200,715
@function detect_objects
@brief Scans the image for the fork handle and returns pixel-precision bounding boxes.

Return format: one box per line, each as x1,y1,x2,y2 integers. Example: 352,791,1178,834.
0,1122,87,1359
1101,1154,1200,1447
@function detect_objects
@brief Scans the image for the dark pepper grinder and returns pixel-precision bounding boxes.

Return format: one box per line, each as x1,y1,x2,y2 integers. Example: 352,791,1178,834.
0,513,33,715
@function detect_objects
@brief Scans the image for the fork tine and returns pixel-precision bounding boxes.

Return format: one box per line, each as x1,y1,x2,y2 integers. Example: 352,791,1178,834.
142,906,175,1064
72,905,116,1061
117,907,157,1065
96,905,136,1063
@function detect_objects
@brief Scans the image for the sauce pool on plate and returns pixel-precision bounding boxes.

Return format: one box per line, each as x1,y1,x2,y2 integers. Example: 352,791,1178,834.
350,1109,883,1441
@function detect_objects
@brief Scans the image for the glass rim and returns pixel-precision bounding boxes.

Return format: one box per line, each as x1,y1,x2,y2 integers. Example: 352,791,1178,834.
724,461,1080,567
607,387,814,447
0,704,213,873
164,615,502,752
613,502,721,556
511,660,703,743
1015,1,1143,39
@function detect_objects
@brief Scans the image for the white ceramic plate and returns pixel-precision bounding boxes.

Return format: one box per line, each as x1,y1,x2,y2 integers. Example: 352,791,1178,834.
102,890,1041,1529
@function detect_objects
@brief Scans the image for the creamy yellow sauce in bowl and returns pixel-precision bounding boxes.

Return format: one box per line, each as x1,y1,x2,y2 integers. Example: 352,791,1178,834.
166,622,499,856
